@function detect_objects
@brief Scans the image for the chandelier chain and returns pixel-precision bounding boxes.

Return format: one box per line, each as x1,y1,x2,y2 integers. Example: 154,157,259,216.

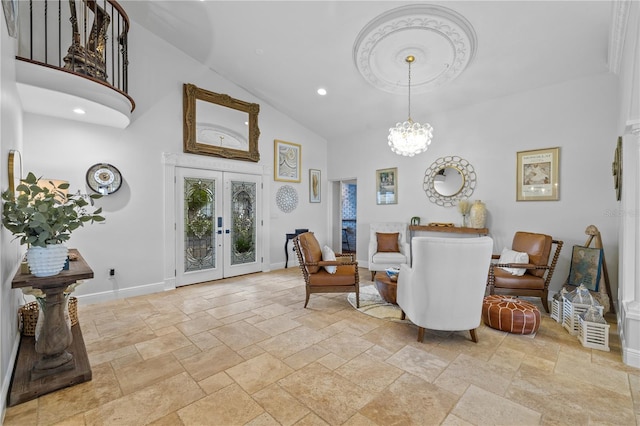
407,60,412,121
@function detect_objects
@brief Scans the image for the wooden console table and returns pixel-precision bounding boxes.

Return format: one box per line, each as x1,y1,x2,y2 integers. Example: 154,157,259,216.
8,249,93,406
409,225,489,237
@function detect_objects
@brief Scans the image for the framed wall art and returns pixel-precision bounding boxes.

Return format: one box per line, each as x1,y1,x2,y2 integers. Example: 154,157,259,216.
376,167,397,205
274,140,301,182
516,147,559,201
612,136,622,201
309,169,321,203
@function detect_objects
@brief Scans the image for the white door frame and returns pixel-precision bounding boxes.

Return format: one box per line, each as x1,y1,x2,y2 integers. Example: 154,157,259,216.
162,152,271,291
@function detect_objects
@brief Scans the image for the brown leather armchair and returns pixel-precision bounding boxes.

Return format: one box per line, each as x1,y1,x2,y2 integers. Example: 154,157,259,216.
487,232,563,312
292,232,359,308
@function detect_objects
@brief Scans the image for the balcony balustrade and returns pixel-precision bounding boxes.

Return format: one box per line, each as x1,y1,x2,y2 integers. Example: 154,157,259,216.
15,0,134,128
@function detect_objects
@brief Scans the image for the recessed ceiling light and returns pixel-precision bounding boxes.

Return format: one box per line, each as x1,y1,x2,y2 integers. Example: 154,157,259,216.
73,108,86,115
317,88,327,96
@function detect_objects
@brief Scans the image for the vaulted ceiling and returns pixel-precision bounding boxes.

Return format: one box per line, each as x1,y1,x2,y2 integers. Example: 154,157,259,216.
122,1,613,141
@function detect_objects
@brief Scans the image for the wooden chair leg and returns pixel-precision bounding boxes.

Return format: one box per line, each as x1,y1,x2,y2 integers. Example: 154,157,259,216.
356,289,360,308
304,291,310,308
417,327,425,343
400,310,406,320
371,271,375,280
541,291,550,313
469,328,478,343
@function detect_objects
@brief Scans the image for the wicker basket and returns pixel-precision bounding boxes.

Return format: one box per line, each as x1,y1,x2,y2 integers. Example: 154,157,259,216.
18,296,78,336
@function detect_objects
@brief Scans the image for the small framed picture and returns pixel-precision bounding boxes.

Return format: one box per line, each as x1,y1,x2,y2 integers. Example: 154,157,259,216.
274,140,301,182
376,167,397,205
309,169,321,203
516,147,559,201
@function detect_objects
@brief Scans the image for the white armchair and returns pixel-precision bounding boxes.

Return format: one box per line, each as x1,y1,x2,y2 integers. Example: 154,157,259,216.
368,222,410,280
397,236,493,343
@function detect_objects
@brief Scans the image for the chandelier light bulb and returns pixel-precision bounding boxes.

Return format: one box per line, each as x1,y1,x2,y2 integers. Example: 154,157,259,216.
388,55,434,156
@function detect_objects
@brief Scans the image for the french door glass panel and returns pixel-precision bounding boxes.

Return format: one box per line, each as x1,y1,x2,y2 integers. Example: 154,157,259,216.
177,168,261,286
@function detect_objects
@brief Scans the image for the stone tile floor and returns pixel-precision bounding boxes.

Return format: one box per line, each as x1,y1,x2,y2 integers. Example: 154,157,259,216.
4,268,640,425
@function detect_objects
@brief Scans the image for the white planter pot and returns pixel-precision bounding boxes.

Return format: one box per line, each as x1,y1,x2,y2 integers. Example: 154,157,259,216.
27,245,69,277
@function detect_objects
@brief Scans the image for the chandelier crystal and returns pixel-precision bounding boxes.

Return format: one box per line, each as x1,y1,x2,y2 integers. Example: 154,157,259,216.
388,55,433,157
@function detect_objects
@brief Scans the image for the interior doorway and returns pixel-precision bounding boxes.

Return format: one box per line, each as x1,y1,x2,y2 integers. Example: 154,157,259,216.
340,180,357,254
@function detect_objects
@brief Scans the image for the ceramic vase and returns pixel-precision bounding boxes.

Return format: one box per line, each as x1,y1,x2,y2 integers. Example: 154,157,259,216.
26,244,69,277
469,200,487,229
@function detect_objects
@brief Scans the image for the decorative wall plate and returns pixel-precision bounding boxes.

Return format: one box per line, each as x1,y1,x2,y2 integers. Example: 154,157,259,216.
276,185,298,213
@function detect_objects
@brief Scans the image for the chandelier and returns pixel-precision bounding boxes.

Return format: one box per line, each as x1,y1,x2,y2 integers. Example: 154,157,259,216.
388,55,433,157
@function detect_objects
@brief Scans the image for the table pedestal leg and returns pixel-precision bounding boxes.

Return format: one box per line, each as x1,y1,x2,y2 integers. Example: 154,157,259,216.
32,287,74,380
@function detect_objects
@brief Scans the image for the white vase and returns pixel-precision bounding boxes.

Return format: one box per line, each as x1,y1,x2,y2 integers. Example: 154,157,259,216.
26,244,69,277
469,200,487,229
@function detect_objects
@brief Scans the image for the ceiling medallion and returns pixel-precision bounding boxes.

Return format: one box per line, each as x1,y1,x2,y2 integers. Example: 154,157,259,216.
353,4,477,94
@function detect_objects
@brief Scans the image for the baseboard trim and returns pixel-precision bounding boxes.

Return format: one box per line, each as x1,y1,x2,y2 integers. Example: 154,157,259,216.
1,332,22,423
75,280,168,305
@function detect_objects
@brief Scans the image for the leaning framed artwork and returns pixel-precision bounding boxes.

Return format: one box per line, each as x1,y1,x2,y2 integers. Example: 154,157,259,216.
274,140,301,182
309,169,321,203
567,245,603,291
516,147,559,201
376,167,397,205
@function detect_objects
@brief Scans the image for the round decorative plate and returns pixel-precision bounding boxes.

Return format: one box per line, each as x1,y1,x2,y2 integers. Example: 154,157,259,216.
276,185,298,213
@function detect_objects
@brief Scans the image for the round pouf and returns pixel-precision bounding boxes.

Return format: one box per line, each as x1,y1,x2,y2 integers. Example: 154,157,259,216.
482,295,541,335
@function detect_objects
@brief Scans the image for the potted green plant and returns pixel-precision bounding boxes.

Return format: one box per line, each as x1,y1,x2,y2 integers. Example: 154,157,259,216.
1,172,105,277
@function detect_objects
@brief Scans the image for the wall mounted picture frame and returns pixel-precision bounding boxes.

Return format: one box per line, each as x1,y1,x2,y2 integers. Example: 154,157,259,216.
376,167,397,205
274,140,301,182
516,147,559,201
612,136,622,201
309,169,321,203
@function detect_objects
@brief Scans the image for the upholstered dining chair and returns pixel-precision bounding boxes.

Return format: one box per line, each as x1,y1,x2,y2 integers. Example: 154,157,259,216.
292,232,359,308
367,222,410,280
487,231,563,313
397,236,494,343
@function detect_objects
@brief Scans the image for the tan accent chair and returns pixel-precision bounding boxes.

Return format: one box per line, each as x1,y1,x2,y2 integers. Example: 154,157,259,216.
368,222,410,280
397,236,494,343
292,232,359,308
487,232,563,313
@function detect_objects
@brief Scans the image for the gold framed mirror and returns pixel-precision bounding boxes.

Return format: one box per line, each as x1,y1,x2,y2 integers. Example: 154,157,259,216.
423,156,476,206
183,83,260,162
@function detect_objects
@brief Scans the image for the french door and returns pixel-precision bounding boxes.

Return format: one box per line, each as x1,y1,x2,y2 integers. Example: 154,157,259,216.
176,167,262,286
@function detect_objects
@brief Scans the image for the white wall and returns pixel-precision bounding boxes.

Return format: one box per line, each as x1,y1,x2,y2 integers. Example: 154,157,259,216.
329,72,620,299
21,21,329,302
0,12,24,421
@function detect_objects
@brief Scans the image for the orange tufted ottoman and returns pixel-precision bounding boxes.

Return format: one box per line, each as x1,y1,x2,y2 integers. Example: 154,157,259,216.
482,295,541,335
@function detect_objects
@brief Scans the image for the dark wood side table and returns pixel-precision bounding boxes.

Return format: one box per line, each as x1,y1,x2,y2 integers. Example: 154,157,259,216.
284,229,309,268
8,249,93,406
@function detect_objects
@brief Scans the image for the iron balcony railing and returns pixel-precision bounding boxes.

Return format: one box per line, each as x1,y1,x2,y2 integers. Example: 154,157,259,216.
16,0,133,109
